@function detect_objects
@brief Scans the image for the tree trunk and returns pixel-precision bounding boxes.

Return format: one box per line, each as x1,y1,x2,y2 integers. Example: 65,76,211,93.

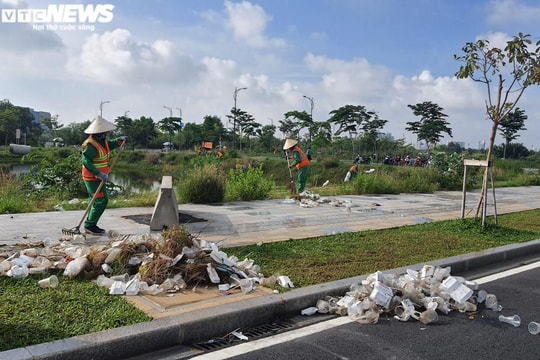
476,119,499,226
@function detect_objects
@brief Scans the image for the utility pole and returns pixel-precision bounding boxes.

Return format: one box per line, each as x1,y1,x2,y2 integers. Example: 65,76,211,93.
233,86,247,150
100,100,110,117
163,106,172,117
303,95,314,144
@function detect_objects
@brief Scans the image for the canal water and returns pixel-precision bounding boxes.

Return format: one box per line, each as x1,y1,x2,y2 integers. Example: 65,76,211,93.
4,163,161,193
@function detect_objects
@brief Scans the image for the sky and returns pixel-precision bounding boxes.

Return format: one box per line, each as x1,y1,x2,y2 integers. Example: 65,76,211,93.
1,0,539,150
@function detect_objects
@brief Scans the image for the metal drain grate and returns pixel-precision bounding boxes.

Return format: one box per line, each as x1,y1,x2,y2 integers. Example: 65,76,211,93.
191,320,297,352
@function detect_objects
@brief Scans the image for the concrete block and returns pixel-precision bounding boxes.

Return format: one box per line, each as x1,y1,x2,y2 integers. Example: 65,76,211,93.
150,176,179,231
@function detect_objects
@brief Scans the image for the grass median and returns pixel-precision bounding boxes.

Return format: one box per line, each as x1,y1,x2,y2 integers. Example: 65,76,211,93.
1,210,540,352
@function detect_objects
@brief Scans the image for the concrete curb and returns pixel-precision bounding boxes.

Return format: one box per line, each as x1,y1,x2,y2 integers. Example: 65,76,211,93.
4,239,540,360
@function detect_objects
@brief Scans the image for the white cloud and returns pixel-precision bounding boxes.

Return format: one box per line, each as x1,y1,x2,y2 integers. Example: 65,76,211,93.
487,0,540,25
66,29,202,85
224,0,286,48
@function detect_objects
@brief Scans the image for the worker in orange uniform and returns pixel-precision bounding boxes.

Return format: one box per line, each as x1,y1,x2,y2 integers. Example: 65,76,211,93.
283,138,310,194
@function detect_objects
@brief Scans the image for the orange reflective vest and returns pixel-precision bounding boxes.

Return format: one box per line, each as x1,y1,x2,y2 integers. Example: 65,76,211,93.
292,146,310,170
82,136,111,181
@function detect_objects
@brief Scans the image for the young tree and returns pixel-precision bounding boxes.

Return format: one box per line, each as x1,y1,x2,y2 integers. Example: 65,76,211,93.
454,33,540,224
406,101,452,157
498,107,527,158
361,116,388,156
157,116,183,145
283,110,312,143
328,104,376,156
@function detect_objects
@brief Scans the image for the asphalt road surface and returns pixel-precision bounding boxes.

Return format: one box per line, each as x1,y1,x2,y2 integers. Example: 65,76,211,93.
186,262,540,360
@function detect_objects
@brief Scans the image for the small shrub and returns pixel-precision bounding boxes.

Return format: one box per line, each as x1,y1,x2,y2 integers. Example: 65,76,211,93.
177,163,225,203
225,164,274,201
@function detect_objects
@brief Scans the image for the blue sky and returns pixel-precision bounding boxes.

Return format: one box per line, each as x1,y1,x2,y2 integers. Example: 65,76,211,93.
1,0,539,150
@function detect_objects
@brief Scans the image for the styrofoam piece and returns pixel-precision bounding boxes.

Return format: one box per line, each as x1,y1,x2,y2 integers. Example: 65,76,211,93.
278,275,294,288
109,280,126,295
301,307,318,316
369,281,393,308
442,276,473,303
206,263,221,284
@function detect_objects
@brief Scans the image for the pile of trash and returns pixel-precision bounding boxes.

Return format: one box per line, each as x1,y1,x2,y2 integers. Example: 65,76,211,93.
284,190,353,210
304,265,504,325
0,228,290,296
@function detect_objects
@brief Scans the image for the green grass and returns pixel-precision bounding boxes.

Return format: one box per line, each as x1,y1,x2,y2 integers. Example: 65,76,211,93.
229,210,540,288
2,210,540,352
0,271,151,351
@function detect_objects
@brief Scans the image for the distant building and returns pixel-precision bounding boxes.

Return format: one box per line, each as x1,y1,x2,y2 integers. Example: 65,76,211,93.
29,109,51,125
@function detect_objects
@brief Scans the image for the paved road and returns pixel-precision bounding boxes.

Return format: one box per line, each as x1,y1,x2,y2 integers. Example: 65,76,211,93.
151,262,540,360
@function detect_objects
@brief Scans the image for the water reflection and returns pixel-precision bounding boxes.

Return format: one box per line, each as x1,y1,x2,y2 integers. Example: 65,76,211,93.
6,163,161,193
109,173,161,193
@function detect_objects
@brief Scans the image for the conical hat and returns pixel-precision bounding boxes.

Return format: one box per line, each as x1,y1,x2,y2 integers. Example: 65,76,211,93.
84,116,116,134
283,138,298,150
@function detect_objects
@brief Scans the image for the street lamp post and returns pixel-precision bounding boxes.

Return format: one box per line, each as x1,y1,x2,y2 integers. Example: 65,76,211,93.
100,100,110,117
176,107,182,118
163,105,172,117
233,86,247,150
303,95,314,144
124,110,130,117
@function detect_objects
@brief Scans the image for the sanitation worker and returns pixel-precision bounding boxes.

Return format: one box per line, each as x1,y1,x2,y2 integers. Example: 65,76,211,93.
344,164,358,182
283,138,310,195
81,116,127,235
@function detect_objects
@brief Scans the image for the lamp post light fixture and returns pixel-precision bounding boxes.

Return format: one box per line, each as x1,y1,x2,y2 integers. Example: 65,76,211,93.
124,110,130,117
302,95,314,121
303,95,314,144
163,105,172,117
232,86,248,149
100,100,110,117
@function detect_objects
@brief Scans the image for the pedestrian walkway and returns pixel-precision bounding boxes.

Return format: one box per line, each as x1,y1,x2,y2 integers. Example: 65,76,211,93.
2,186,539,248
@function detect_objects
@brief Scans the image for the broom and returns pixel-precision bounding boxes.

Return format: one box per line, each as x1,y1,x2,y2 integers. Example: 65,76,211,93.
284,150,297,196
62,140,125,236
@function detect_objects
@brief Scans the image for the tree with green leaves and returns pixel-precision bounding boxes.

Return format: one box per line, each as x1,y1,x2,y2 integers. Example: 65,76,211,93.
454,33,540,224
257,124,277,152
498,107,527,158
201,115,225,147
278,116,301,139
55,121,90,146
0,100,38,145
328,104,378,156
131,117,157,149
157,116,183,146
406,101,452,158
283,110,314,144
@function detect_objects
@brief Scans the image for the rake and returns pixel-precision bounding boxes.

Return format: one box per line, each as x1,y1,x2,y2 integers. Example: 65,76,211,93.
62,140,125,236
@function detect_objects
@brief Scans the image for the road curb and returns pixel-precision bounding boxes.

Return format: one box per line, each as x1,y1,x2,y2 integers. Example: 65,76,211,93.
4,239,540,360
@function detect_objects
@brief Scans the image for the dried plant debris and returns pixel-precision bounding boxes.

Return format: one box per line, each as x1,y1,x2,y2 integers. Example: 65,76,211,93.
0,227,279,297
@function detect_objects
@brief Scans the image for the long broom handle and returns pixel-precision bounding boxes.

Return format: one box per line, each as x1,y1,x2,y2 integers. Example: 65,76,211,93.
75,140,126,228
285,150,293,177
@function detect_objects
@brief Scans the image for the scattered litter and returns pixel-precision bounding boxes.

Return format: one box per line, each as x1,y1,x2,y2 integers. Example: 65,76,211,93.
278,275,294,288
0,228,290,296
301,307,318,316
231,330,248,341
528,321,540,335
309,264,508,325
499,314,521,327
